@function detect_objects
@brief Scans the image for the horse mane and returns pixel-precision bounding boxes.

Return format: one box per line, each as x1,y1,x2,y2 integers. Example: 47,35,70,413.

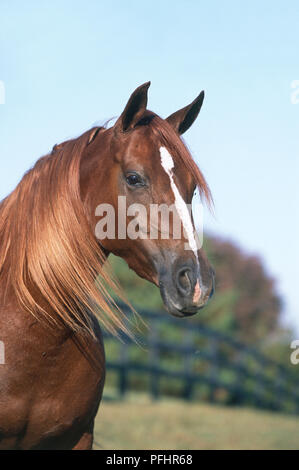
140,113,213,209
0,127,132,338
0,113,212,339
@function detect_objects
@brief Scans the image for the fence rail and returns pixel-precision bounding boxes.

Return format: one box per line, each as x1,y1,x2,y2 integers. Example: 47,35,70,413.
103,305,299,415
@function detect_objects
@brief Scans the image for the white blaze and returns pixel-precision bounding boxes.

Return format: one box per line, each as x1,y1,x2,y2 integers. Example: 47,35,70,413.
160,146,199,261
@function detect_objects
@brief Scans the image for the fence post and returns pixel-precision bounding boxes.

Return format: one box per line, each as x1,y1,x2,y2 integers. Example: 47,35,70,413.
273,365,287,412
183,329,194,400
207,337,219,403
118,340,129,398
149,321,160,400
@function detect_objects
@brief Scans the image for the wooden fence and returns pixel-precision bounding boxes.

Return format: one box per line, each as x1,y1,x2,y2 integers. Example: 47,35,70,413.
102,305,299,415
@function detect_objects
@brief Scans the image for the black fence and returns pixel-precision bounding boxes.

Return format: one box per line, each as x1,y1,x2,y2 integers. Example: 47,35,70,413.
102,305,299,415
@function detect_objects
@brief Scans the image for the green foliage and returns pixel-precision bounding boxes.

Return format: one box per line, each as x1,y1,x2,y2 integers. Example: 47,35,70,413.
107,234,283,344
94,398,299,450
203,235,282,342
108,255,163,311
102,235,294,409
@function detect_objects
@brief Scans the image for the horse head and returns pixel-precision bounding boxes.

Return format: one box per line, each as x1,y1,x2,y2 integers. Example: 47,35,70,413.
80,82,215,318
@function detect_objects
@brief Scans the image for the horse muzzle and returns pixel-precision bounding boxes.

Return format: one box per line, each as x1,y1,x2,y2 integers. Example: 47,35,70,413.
157,257,215,318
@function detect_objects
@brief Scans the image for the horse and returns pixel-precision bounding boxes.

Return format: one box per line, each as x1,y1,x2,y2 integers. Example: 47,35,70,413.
0,82,214,449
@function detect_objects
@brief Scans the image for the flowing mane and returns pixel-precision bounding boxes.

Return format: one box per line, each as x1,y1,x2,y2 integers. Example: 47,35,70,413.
0,127,131,337
0,83,216,450
0,115,212,339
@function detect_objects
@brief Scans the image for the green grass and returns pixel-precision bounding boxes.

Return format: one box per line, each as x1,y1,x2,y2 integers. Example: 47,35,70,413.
93,391,299,450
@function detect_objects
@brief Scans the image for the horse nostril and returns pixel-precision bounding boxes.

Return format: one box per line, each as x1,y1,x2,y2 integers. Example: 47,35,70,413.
176,267,192,296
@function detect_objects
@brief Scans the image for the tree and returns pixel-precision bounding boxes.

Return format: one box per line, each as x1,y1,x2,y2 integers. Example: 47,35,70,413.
202,236,282,343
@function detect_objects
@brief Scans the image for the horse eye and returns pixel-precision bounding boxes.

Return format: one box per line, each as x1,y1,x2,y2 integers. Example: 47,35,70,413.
126,173,143,187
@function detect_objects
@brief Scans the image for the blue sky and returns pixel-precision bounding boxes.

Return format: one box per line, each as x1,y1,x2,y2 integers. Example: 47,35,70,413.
1,0,298,335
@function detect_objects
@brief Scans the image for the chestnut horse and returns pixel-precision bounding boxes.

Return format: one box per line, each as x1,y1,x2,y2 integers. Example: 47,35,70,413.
0,82,214,449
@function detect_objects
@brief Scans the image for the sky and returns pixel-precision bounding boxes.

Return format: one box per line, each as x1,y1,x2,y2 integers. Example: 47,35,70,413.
0,0,298,335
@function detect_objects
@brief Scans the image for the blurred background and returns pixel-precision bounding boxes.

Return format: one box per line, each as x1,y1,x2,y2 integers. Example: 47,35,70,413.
1,0,299,449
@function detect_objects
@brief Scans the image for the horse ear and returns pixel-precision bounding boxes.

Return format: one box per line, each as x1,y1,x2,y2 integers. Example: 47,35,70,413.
115,82,151,132
166,91,205,135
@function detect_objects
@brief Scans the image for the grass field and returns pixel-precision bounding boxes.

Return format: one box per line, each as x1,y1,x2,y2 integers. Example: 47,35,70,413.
93,392,299,450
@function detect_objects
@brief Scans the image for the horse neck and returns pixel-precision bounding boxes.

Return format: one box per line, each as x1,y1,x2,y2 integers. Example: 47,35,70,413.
79,127,113,205
0,129,129,338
